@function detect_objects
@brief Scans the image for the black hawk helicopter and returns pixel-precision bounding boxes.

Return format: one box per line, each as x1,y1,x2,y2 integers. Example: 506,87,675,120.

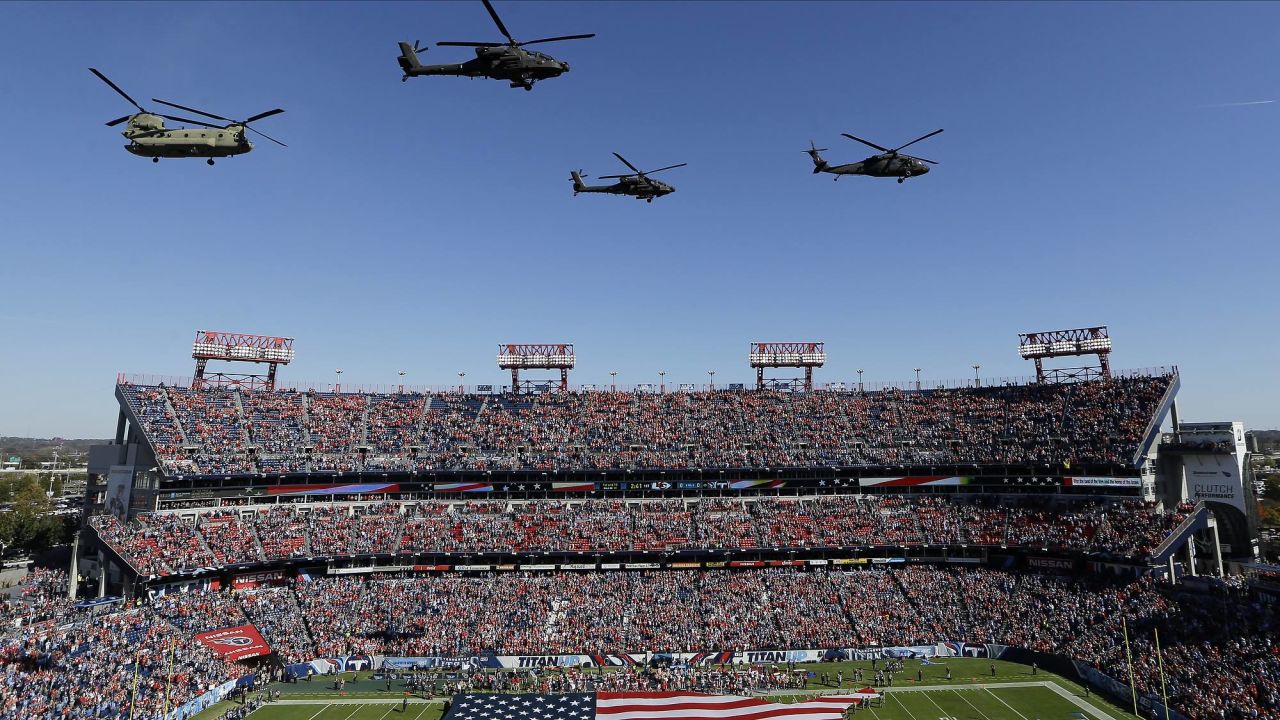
571,153,686,203
397,0,594,91
91,68,285,165
805,129,943,183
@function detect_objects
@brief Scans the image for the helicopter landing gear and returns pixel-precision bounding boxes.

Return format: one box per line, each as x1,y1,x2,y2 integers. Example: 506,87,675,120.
646,198,653,203
897,177,905,184
207,158,215,166
152,157,159,164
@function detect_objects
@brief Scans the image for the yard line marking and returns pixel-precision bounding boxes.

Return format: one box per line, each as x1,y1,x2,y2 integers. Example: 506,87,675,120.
889,692,923,720
984,688,1032,720
376,702,402,720
304,704,333,720
949,689,992,720
1042,681,1125,720
920,689,963,720
339,703,365,720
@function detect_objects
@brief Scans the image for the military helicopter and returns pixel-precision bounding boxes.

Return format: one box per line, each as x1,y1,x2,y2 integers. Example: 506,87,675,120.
90,68,285,165
397,0,594,91
805,129,944,183
571,153,686,203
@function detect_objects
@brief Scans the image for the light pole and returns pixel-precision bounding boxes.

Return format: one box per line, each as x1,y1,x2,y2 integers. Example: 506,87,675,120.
856,368,864,394
913,368,922,391
335,368,343,393
458,371,465,394
610,371,618,393
707,370,715,391
398,370,406,394
659,371,666,394
972,364,981,388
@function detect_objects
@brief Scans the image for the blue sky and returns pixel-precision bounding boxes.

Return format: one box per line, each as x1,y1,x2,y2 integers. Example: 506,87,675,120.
0,1,1276,438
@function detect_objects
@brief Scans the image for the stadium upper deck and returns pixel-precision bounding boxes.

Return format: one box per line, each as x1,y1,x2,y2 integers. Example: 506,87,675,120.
114,371,1176,480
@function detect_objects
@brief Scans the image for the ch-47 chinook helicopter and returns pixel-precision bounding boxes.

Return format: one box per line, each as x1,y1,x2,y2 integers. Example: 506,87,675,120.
397,0,594,91
805,129,944,184
571,153,687,203
90,68,285,165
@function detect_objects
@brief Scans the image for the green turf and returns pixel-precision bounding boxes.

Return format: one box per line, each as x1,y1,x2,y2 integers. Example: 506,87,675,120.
194,659,1136,720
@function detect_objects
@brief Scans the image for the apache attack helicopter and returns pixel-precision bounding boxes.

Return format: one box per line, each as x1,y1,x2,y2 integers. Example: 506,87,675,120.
397,0,594,91
805,129,944,184
571,153,687,203
90,68,285,165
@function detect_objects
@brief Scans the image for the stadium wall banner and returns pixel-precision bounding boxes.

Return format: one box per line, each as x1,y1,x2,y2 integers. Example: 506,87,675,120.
1183,454,1247,516
456,564,492,571
147,576,219,599
369,643,980,671
194,624,272,661
105,465,134,521
730,480,786,490
561,563,598,570
552,482,596,492
232,570,286,589
1063,476,1142,488
1026,556,1078,572
266,482,400,496
434,482,494,493
858,476,971,488
165,675,252,720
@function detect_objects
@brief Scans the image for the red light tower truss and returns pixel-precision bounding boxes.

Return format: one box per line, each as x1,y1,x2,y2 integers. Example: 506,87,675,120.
749,342,826,391
1017,326,1112,383
192,330,295,391
497,343,574,393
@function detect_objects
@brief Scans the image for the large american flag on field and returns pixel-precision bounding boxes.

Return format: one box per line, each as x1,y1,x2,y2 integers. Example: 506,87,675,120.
442,692,879,720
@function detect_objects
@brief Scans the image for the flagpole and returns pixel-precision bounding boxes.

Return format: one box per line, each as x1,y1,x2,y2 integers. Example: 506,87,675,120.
1154,628,1171,720
128,652,141,720
1122,617,1138,717
162,637,176,720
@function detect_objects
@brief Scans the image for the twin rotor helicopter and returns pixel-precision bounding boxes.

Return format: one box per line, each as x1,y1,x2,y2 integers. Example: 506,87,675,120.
91,0,943,193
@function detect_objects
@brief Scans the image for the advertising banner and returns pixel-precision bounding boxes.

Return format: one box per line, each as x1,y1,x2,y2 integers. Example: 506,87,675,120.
232,571,285,589
266,483,399,496
434,482,494,493
194,624,272,661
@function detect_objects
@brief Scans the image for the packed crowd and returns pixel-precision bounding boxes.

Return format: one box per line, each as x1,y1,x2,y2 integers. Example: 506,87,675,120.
0,573,239,720
91,495,1188,577
2,562,1275,720
120,373,1173,475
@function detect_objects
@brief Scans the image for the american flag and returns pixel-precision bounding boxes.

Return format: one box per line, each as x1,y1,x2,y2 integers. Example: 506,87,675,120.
443,692,872,720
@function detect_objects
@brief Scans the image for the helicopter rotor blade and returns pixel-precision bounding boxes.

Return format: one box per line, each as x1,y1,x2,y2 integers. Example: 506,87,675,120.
612,152,643,175
841,133,890,153
152,98,234,123
436,41,500,47
891,128,944,153
517,33,595,46
642,162,687,175
596,174,634,180
244,108,285,124
105,115,133,127
90,68,146,113
246,125,288,147
905,155,938,165
481,0,516,44
157,114,223,129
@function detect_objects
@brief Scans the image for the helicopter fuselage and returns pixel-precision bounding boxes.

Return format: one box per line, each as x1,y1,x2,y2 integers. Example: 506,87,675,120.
571,171,674,202
121,116,253,159
824,154,930,179
399,44,570,89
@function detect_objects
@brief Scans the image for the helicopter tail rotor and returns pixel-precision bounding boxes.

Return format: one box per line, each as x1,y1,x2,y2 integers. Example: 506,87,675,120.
804,141,829,173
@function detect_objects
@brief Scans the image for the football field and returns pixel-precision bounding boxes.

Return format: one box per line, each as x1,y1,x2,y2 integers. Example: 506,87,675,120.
194,659,1136,720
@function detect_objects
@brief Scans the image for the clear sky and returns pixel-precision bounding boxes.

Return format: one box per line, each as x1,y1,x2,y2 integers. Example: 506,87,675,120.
0,1,1276,438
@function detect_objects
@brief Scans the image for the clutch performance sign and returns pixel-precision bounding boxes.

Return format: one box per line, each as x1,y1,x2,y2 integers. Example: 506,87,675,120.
195,625,272,661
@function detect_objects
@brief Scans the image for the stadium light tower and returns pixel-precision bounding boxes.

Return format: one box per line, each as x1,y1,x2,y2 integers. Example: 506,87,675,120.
398,370,406,394
191,330,294,392
659,370,666,394
857,368,864,393
1017,326,1113,383
972,364,981,387
913,368,922,391
497,343,575,393
749,342,825,392
708,370,716,390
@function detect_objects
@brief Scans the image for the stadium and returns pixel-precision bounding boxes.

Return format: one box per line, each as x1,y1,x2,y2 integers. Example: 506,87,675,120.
4,327,1275,720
